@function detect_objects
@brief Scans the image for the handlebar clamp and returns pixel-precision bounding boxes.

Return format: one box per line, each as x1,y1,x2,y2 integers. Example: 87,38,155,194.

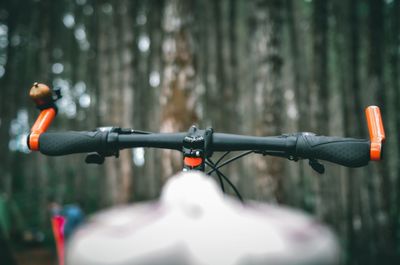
182,126,213,171
84,127,121,165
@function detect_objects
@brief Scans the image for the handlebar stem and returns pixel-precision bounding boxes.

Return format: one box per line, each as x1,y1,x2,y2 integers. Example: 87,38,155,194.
182,126,213,171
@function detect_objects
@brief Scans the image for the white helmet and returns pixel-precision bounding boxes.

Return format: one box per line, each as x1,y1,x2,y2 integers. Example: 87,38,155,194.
67,172,339,265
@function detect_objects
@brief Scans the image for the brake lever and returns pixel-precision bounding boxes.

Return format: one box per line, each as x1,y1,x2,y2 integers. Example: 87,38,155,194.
255,150,299,161
85,153,105,165
309,159,325,174
82,127,122,164
84,127,152,165
256,149,325,174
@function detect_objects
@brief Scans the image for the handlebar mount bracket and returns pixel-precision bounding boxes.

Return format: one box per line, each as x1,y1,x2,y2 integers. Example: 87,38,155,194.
84,127,126,164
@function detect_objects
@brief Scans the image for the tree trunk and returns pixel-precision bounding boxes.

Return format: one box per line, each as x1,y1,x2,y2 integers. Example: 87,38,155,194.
96,0,134,205
160,0,197,180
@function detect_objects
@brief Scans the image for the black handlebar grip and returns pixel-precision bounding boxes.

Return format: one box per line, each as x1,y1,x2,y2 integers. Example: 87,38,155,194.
39,131,109,156
295,134,370,167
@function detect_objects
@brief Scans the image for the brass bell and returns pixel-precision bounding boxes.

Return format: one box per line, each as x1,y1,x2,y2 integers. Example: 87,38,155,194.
29,82,53,107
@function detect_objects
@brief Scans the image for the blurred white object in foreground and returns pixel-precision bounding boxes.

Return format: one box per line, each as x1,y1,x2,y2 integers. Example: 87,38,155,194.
67,172,339,265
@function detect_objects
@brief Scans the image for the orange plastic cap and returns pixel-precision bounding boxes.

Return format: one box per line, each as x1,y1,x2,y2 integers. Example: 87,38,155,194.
184,157,203,168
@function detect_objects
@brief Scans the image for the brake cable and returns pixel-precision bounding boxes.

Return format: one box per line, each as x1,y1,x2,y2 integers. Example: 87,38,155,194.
214,151,231,168
205,159,243,202
208,151,230,192
204,150,255,202
206,159,225,192
207,150,254,175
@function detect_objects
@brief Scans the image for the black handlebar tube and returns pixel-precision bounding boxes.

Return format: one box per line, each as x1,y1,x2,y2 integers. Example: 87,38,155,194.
120,133,295,152
39,131,295,155
211,133,296,152
37,130,371,168
118,133,186,150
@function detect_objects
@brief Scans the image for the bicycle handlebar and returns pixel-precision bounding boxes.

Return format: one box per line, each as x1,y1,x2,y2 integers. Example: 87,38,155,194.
26,82,385,170
36,130,371,168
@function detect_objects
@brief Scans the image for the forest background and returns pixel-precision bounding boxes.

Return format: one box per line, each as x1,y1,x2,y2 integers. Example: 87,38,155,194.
0,0,399,264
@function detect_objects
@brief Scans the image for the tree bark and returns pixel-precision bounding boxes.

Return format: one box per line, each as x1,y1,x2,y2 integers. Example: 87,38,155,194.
160,0,197,180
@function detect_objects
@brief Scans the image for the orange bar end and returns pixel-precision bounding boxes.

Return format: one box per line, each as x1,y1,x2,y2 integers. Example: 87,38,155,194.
365,106,385,161
29,107,57,151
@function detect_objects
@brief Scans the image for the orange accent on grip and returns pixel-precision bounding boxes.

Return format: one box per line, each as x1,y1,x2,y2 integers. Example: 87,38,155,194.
29,108,57,151
184,157,203,167
365,106,385,160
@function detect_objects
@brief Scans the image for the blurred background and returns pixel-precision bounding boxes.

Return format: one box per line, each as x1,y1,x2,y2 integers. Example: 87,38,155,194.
0,0,399,264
